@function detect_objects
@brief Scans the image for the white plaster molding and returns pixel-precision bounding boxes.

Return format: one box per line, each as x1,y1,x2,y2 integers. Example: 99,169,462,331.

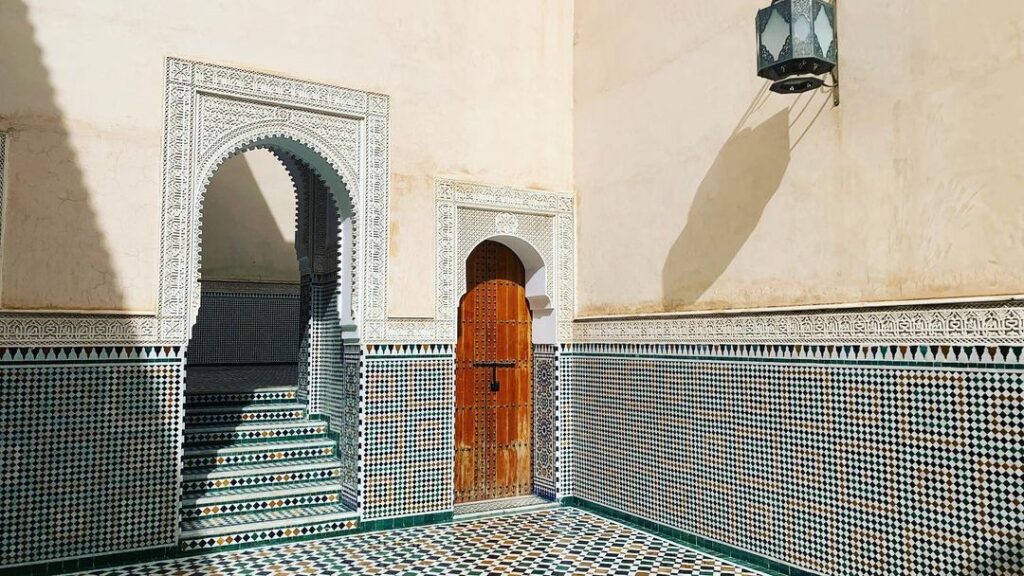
428,178,576,344
572,299,1024,344
0,58,392,345
0,132,7,308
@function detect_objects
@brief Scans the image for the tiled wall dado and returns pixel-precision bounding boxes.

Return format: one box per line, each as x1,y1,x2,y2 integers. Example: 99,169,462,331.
0,347,185,568
360,344,455,521
187,282,301,366
356,342,563,522
532,344,558,500
565,300,1024,576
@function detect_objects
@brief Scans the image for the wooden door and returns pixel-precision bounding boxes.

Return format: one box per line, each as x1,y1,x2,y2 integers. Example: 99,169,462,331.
455,241,532,503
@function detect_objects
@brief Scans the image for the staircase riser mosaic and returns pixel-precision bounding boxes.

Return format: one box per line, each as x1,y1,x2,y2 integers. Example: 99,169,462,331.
186,391,296,405
183,426,327,445
183,410,305,425
178,519,358,552
182,446,334,468
181,492,341,519
181,469,341,493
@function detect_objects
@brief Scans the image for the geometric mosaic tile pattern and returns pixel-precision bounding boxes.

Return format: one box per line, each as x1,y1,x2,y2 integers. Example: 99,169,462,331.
0,347,184,567
339,341,362,509
563,342,1024,576
533,344,558,499
557,343,576,499
72,508,769,575
187,285,301,365
184,365,298,395
306,279,343,417
361,344,454,520
310,277,358,509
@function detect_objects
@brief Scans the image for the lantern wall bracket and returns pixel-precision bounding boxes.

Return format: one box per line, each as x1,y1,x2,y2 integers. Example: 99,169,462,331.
830,0,840,106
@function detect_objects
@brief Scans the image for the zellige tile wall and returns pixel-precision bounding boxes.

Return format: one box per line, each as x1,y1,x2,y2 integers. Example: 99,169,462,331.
0,347,184,567
360,344,454,521
563,340,1023,576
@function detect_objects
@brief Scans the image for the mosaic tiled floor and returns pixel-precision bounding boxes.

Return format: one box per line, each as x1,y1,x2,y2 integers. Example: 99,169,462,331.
75,508,768,575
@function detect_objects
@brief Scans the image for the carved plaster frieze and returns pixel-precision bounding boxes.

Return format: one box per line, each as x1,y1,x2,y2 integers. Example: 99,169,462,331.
573,299,1024,344
430,178,576,344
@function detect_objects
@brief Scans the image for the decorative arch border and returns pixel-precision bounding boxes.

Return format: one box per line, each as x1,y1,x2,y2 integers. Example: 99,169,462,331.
157,57,393,344
428,178,575,344
0,57,392,345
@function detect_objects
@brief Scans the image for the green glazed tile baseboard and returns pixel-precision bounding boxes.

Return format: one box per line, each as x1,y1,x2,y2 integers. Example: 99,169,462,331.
566,497,823,576
0,545,178,576
359,511,454,533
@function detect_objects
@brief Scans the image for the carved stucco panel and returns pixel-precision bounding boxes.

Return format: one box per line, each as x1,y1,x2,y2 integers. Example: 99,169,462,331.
430,178,576,344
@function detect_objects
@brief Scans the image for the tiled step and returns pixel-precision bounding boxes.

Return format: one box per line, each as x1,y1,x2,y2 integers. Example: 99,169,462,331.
179,504,358,552
181,458,342,493
180,480,342,520
184,403,306,426
181,503,353,534
183,420,328,447
182,439,336,469
185,386,297,407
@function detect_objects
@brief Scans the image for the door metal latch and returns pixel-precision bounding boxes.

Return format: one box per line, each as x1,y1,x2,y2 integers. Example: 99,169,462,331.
473,360,516,392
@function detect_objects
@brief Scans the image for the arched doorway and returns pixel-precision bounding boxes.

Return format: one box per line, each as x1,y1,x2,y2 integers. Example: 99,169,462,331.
186,149,306,394
178,138,360,552
455,240,534,503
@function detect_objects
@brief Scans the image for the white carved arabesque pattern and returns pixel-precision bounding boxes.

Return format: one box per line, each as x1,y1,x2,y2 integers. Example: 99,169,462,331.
426,178,575,344
457,209,554,308
573,300,1024,344
494,212,519,235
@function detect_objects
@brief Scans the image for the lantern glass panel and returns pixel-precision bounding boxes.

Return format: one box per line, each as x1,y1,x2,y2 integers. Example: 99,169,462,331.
793,13,811,43
815,7,834,56
761,8,789,60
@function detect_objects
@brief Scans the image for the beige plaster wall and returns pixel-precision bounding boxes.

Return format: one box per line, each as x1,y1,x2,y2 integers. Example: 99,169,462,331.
0,0,572,314
574,0,1024,316
200,149,299,283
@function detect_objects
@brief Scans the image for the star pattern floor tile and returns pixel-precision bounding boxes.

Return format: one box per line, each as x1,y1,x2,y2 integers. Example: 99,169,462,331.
75,508,768,576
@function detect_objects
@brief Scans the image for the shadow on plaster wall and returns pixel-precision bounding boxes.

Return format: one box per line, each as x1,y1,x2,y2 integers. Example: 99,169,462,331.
0,0,128,312
661,85,830,308
0,2,178,565
201,150,299,283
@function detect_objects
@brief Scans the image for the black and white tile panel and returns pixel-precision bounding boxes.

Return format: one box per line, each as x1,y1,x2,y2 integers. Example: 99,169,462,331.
0,347,184,567
563,342,1024,576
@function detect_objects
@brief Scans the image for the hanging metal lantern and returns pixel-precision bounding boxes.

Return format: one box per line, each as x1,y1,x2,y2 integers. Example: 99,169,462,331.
757,0,838,94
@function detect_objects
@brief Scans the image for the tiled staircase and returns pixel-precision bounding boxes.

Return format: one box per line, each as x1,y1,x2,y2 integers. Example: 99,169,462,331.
179,385,358,552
